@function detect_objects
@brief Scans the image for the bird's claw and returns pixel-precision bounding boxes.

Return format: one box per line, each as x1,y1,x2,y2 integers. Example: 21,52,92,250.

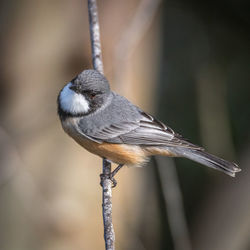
100,173,117,188
100,164,124,188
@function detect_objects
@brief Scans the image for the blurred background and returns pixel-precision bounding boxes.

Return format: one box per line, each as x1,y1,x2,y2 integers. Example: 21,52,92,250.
0,0,249,249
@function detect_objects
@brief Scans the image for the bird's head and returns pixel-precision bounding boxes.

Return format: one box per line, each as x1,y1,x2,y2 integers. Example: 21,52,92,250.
58,69,111,116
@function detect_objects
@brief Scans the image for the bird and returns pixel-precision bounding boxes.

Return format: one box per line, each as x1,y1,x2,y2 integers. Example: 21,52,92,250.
57,69,240,184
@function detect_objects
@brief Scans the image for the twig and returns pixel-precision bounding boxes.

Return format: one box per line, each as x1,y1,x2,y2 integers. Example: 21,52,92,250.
154,156,192,250
101,159,115,249
88,0,103,74
87,1,115,249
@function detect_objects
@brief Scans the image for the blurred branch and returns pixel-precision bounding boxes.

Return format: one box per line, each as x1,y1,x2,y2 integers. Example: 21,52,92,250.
111,0,192,249
154,157,192,250
193,66,245,250
113,0,161,92
196,67,235,158
88,1,115,249
192,148,249,250
0,127,20,188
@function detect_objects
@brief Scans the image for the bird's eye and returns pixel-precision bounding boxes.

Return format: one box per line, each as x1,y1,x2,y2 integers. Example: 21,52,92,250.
83,90,100,99
89,92,96,99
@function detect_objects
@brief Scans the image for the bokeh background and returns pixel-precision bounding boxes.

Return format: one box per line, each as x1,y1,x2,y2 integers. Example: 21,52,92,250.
0,0,249,250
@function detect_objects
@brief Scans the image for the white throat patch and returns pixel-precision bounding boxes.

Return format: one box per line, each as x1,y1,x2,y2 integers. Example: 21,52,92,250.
59,82,90,114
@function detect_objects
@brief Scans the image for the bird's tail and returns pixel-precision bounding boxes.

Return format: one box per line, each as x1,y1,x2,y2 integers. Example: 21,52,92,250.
170,148,241,177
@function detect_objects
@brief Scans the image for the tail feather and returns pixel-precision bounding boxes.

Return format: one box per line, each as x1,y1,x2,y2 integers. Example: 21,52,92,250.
170,148,241,177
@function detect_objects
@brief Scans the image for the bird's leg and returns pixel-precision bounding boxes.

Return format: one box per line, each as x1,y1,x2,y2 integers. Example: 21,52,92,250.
100,163,124,188
109,164,124,188
111,164,124,178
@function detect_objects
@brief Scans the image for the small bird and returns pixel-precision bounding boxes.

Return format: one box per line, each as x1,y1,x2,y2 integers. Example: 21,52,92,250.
57,69,240,183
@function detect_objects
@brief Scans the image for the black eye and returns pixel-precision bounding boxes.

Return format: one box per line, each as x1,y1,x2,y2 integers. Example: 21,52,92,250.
83,90,100,99
89,93,96,99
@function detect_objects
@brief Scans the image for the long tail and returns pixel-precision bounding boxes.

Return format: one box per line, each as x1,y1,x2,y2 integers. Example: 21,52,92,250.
170,148,241,177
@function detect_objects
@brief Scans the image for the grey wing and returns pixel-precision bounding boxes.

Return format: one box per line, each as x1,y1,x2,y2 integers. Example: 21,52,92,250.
79,110,202,150
86,121,139,143
119,112,203,149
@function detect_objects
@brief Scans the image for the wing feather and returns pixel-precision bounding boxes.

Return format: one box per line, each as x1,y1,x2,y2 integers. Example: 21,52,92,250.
79,111,202,150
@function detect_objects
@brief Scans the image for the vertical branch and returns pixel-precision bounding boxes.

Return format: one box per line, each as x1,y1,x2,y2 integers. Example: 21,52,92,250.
87,1,115,249
88,0,104,74
101,160,115,249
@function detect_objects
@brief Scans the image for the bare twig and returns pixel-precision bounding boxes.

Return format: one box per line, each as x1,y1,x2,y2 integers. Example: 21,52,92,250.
154,157,192,250
88,1,115,249
88,0,103,74
101,160,115,249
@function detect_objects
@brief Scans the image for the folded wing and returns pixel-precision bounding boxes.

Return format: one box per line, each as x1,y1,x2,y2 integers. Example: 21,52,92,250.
79,110,202,150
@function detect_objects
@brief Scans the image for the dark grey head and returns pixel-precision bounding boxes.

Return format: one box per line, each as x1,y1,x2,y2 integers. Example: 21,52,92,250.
73,69,110,94
58,69,111,118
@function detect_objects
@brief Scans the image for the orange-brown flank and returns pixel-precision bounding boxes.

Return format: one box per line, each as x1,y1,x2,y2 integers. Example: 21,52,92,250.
62,117,175,166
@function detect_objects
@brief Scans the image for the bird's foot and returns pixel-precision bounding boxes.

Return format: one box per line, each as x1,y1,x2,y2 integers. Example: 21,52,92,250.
100,173,117,188
100,164,124,188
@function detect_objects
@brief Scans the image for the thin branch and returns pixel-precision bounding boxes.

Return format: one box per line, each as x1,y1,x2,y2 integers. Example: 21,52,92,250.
87,1,115,249
101,159,115,249
154,156,192,250
88,0,104,74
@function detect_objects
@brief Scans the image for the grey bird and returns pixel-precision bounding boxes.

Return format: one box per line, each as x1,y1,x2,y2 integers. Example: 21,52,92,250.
57,69,241,178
